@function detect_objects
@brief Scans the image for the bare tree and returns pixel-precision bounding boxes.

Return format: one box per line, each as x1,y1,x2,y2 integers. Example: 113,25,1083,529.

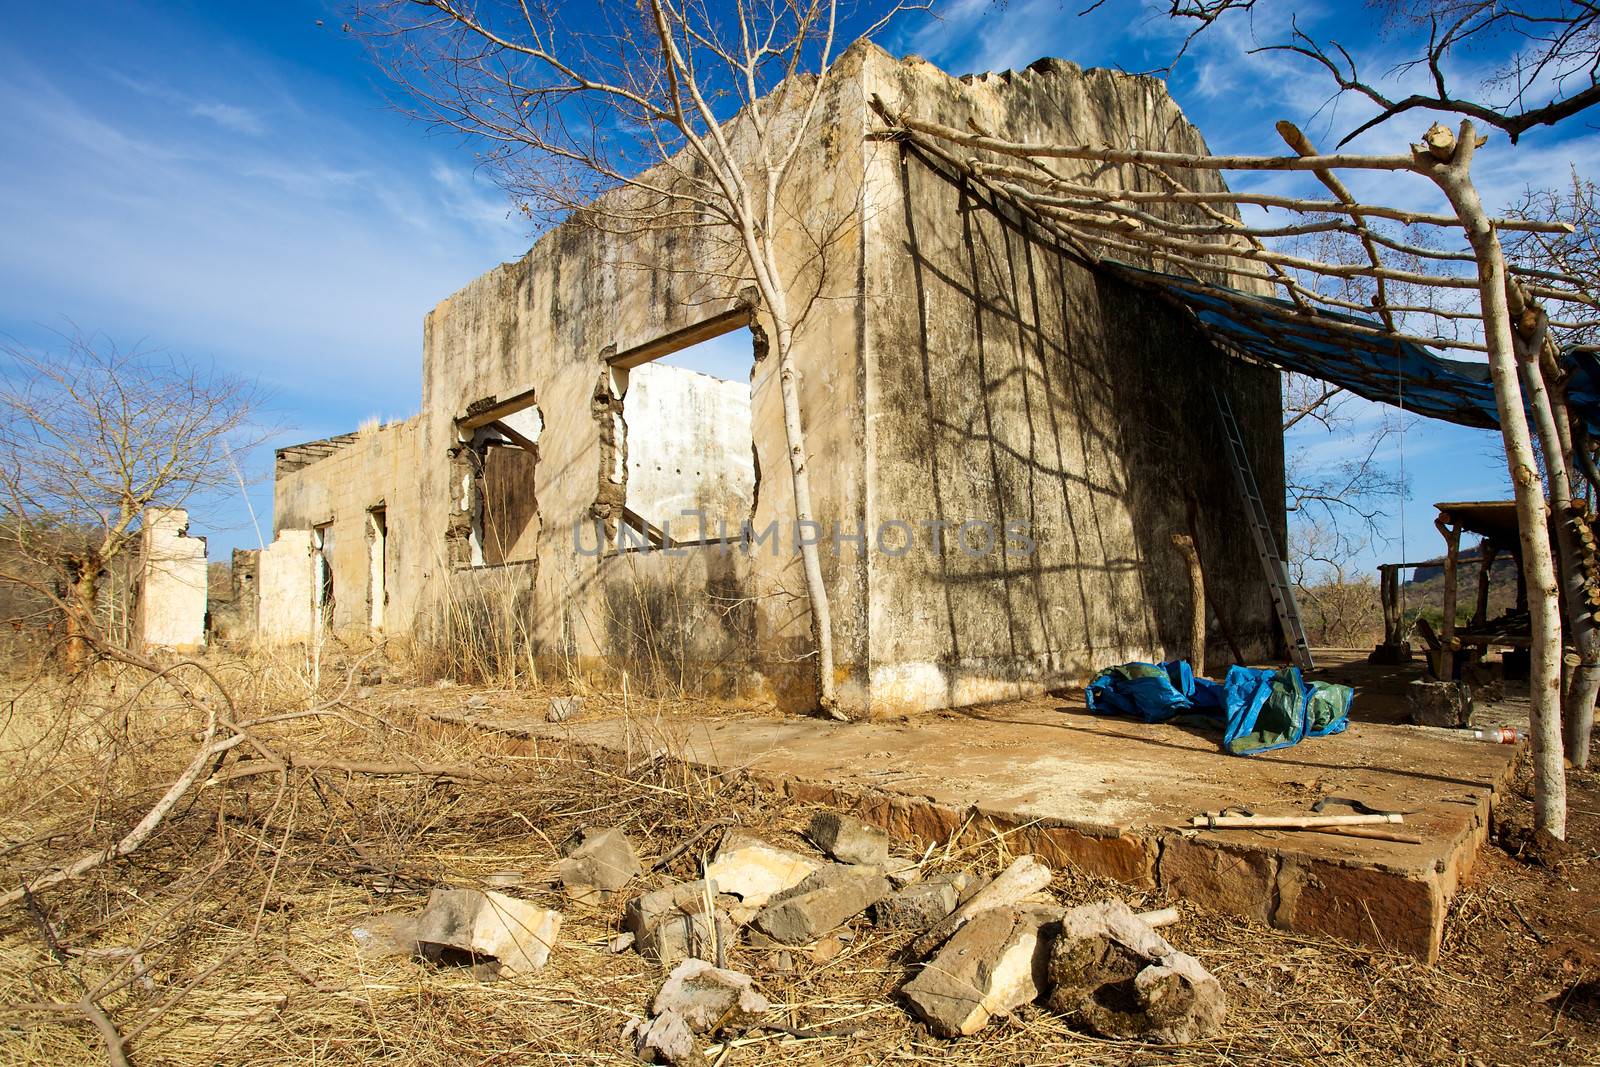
359,0,916,718
1127,1,1600,144
0,332,260,665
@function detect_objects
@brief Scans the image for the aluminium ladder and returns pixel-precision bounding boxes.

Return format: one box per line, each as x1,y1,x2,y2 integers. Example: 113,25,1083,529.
1212,385,1314,670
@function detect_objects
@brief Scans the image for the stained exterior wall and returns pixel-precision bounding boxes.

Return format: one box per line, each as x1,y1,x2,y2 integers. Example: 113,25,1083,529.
133,507,208,651
857,55,1284,712
256,43,1284,717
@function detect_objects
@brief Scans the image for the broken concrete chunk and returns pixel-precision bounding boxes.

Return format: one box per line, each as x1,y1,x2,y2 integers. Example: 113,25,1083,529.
1046,899,1225,1044
547,695,583,723
872,875,964,932
703,835,818,908
637,908,738,969
351,911,421,958
805,811,891,867
884,856,923,887
625,880,719,938
631,1009,708,1065
751,864,891,944
910,854,1052,958
902,904,1061,1037
559,827,644,904
652,958,770,1035
412,888,562,976
1407,679,1472,728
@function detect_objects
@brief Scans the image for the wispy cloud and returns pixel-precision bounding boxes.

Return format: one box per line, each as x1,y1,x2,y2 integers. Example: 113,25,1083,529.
189,100,267,135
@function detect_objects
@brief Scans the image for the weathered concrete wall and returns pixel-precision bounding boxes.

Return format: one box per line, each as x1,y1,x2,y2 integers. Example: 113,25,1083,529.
270,418,427,637
134,507,208,651
417,43,873,710
622,362,756,537
257,529,314,643
265,43,1285,716
855,52,1283,712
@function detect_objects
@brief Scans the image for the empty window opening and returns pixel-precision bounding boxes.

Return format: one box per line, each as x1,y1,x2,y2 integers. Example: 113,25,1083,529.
614,326,757,547
367,507,387,631
312,522,334,632
456,394,543,568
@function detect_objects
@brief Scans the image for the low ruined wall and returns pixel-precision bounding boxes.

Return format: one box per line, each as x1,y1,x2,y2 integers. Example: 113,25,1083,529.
270,417,428,638
134,508,208,651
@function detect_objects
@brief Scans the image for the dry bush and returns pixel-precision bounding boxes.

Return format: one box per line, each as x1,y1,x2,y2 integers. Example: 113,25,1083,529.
1,643,1596,1065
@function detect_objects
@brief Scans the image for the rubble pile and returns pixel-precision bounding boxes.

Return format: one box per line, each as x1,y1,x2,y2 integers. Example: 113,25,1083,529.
350,808,1226,1062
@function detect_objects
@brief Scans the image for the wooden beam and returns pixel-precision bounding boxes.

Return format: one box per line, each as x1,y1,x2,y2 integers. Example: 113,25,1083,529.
458,387,539,432
487,420,539,454
607,305,752,370
1437,518,1462,647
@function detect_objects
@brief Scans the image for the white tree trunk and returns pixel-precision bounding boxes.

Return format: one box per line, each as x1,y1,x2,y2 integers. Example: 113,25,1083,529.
1423,121,1567,837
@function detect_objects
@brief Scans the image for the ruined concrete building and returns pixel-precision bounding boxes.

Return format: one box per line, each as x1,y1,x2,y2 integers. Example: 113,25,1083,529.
248,43,1284,717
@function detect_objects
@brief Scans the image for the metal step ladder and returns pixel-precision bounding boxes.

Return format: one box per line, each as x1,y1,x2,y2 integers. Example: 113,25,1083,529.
1212,385,1314,670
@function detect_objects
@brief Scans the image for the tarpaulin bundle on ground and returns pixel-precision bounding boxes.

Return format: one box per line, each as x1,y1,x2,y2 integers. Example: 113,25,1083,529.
1086,660,1353,756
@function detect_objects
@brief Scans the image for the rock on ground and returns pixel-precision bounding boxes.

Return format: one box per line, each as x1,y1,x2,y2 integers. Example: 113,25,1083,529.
1046,898,1225,1044
752,864,891,944
910,854,1052,958
872,872,972,932
547,695,583,723
651,959,770,1035
703,834,818,908
901,904,1062,1037
638,908,738,969
629,1009,707,1065
559,826,644,904
806,811,892,867
412,888,561,975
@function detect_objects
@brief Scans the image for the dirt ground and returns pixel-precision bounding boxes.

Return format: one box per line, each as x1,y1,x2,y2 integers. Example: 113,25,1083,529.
1,652,1597,1066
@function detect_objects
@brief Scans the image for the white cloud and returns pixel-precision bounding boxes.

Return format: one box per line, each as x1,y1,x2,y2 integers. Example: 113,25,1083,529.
189,100,267,136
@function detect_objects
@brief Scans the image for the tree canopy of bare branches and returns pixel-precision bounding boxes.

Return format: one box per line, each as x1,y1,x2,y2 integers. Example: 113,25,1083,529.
0,332,261,663
1130,0,1600,144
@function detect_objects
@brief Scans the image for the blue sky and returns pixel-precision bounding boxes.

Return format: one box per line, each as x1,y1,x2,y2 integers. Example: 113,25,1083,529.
2,1,1592,574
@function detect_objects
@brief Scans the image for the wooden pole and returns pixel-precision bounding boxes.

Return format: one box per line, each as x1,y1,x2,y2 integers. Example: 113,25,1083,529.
1419,120,1567,838
1473,543,1498,627
1437,517,1462,651
1171,532,1206,676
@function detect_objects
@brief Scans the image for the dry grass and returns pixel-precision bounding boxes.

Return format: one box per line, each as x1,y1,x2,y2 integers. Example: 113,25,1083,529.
0,646,1595,1066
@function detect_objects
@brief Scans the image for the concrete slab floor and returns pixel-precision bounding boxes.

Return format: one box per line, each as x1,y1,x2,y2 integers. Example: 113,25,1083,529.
432,656,1522,964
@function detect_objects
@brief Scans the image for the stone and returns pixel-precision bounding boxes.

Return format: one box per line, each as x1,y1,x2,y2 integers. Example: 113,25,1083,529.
559,827,644,904
872,874,966,931
806,811,892,867
351,911,421,958
637,908,738,969
610,932,636,953
1046,899,1225,1045
901,904,1061,1037
625,880,721,938
752,864,892,944
651,958,770,1035
547,695,583,722
630,1009,707,1065
703,835,818,908
884,856,923,887
412,888,562,975
1407,679,1472,728
909,854,1052,958
467,694,490,708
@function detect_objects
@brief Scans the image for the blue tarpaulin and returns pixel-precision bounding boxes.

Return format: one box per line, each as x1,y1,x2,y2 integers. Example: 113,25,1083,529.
1101,260,1600,436
1086,659,1352,756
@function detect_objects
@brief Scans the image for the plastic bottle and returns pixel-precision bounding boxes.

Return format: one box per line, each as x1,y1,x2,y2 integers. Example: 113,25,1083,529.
1470,726,1522,744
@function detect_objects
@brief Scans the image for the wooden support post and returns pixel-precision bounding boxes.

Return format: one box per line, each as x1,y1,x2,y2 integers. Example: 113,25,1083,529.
1473,542,1498,628
1437,518,1462,648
